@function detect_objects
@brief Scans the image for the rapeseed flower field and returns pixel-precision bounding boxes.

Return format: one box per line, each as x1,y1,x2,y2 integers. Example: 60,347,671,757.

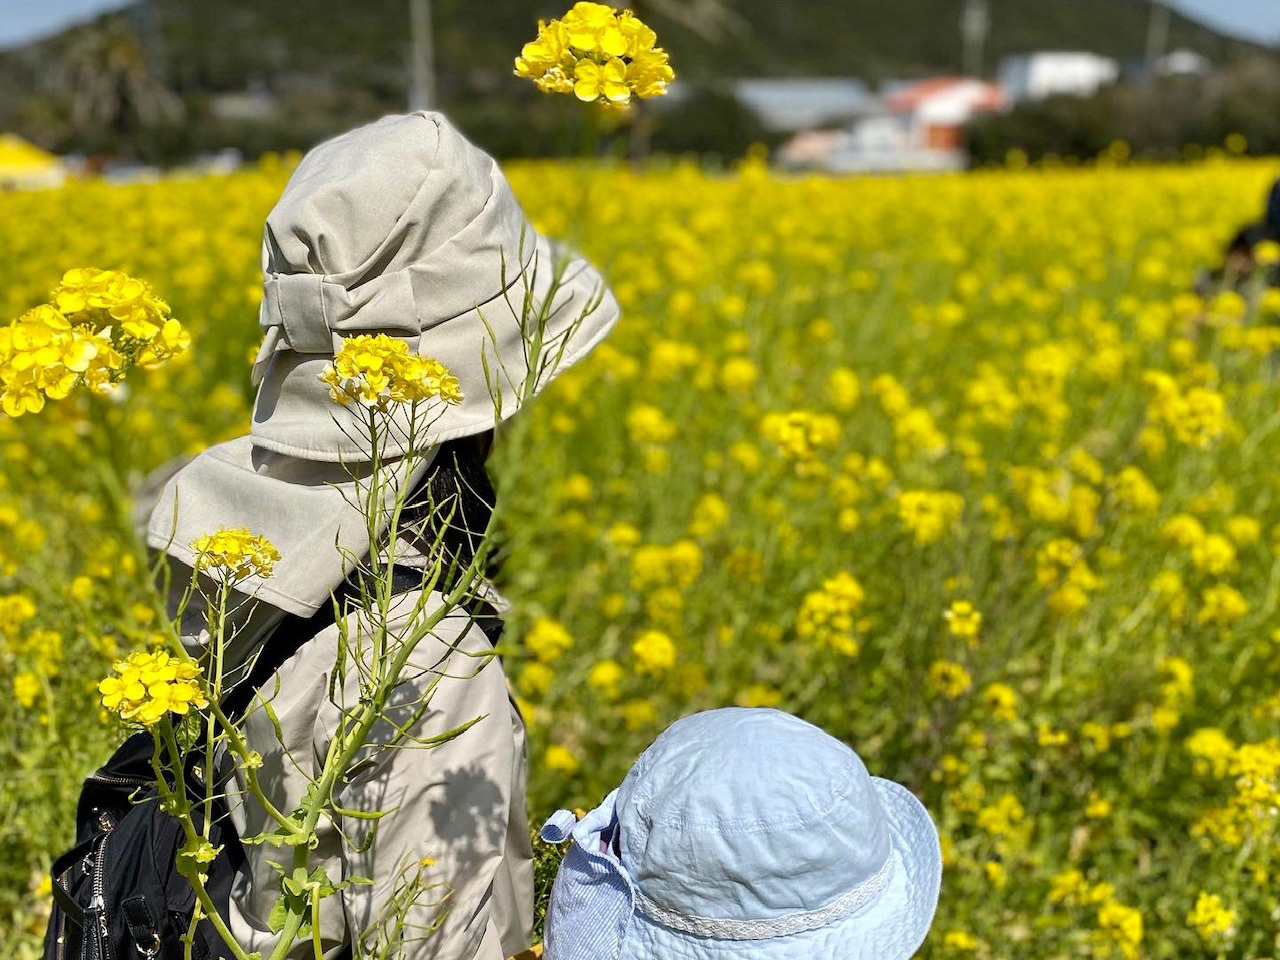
3,154,1280,959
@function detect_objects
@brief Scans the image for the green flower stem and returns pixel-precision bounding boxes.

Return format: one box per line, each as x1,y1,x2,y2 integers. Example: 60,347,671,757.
257,427,492,960
203,574,232,848
163,576,302,838
310,885,324,960
150,721,257,960
201,695,302,838
184,903,202,960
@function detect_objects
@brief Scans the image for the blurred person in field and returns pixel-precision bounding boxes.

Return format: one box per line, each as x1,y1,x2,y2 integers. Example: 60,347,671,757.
1196,177,1280,296
143,111,618,960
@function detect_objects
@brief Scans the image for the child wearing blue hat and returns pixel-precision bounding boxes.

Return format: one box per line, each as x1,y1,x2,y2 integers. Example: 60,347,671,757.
539,708,942,960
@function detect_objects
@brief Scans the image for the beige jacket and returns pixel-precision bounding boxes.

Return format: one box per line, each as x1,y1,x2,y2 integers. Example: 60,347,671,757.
167,570,534,960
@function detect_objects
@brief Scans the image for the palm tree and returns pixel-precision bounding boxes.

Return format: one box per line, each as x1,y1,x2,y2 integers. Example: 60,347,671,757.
59,16,184,156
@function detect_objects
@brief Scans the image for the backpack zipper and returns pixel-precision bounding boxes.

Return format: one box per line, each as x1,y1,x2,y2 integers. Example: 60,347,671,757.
83,823,114,960
86,771,151,788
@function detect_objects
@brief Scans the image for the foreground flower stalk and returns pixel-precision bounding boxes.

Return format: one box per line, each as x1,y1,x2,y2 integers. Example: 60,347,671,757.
91,323,507,960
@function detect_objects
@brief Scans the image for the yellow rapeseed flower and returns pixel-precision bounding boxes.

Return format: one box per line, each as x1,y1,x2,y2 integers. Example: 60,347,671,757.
191,528,281,581
318,333,461,411
1,270,187,417
514,3,673,105
525,617,574,663
760,411,840,464
981,683,1018,723
632,629,676,676
1096,902,1143,960
1186,892,1236,940
13,671,41,709
927,660,973,699
896,490,964,546
795,572,865,657
944,600,982,644
98,651,208,726
545,744,580,777
587,659,624,700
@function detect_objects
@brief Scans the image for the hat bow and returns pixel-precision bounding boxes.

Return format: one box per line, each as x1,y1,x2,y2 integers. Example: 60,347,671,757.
259,269,420,356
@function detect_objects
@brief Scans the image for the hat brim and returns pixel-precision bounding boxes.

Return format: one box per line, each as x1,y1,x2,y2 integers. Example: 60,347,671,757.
250,231,619,463
615,778,942,960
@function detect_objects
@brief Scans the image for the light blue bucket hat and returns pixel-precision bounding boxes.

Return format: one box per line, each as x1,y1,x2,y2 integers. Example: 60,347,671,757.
539,708,942,960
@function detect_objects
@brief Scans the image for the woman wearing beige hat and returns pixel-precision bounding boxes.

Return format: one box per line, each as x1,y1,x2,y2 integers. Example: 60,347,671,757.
146,112,619,959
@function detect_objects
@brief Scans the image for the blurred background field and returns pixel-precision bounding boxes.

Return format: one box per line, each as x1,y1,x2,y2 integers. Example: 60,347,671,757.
5,155,1280,959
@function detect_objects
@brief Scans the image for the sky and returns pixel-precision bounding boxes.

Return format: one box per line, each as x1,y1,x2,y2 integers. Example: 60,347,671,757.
2,0,1280,50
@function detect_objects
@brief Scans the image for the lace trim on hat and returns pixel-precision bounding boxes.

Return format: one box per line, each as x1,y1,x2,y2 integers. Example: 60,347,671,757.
633,852,895,941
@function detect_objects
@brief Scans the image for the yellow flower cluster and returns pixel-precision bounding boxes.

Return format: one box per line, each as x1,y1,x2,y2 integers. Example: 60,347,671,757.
1035,537,1101,617
1143,372,1227,448
98,651,208,726
526,617,574,663
0,269,188,417
191,528,281,581
896,490,964,546
1096,901,1144,960
1192,736,1280,853
943,600,982,645
760,411,840,469
631,629,676,676
629,539,702,590
318,333,463,411
795,572,864,657
1151,656,1193,733
871,374,948,459
514,2,674,105
927,660,973,699
0,593,37,637
1185,727,1235,778
1049,869,1116,907
1186,892,1236,940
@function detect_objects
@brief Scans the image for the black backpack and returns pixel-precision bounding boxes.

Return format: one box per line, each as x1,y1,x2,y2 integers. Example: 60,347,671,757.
45,565,501,960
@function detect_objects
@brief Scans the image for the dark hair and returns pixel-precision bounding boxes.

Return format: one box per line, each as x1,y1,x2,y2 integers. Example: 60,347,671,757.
399,431,498,586
1267,178,1280,237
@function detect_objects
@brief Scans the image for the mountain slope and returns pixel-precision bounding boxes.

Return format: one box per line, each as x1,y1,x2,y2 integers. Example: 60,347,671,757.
0,0,1268,159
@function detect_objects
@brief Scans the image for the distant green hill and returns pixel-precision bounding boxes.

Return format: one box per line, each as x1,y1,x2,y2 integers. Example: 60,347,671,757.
0,0,1269,160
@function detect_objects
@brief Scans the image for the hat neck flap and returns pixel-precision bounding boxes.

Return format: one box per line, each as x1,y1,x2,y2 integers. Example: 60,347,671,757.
146,436,436,618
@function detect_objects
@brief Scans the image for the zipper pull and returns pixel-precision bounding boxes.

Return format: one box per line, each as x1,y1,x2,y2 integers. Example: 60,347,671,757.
83,896,108,960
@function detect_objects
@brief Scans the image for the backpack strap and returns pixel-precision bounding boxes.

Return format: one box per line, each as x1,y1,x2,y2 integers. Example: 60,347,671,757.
219,564,502,724
49,840,95,925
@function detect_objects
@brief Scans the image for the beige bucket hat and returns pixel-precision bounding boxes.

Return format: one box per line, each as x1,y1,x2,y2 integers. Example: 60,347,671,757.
146,111,619,614
252,110,618,461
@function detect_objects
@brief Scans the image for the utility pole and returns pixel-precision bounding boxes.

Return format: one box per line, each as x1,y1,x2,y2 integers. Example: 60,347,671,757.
409,0,436,112
1146,0,1171,77
962,0,990,78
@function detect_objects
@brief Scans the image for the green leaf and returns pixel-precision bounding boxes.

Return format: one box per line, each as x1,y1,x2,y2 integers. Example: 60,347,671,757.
334,875,374,891
267,900,289,935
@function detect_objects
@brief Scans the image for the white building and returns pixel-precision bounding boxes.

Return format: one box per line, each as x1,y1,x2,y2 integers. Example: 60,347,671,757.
1155,49,1212,78
778,77,1006,173
998,52,1120,103
732,78,874,133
